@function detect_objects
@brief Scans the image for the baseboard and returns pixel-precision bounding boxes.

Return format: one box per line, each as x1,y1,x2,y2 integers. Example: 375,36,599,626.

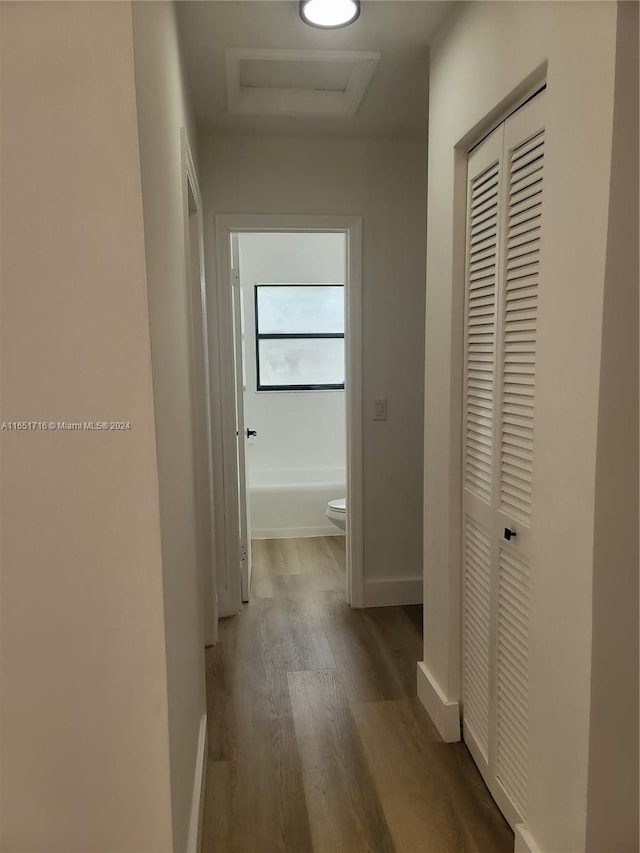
416,661,461,743
186,714,208,853
251,525,345,539
514,825,541,853
363,576,422,607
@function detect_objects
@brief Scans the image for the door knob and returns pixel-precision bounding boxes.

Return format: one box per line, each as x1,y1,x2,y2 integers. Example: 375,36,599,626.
504,527,517,541
246,429,257,438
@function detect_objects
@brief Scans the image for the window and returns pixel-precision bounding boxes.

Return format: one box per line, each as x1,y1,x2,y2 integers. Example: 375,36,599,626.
254,284,345,391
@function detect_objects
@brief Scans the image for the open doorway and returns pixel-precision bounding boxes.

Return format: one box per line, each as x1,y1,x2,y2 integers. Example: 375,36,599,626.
235,231,348,600
214,215,363,616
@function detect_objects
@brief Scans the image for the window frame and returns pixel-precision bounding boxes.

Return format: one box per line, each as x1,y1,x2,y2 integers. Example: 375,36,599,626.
254,282,346,392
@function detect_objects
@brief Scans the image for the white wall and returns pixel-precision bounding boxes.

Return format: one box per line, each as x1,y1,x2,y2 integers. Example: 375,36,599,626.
201,136,427,593
420,2,635,851
585,2,639,849
239,232,346,478
131,3,207,851
0,3,173,850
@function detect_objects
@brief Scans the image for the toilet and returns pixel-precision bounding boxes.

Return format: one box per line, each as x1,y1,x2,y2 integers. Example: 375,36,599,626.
326,498,346,532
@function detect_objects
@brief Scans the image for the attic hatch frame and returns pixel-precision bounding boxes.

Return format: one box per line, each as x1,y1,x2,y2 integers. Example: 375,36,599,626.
225,48,380,118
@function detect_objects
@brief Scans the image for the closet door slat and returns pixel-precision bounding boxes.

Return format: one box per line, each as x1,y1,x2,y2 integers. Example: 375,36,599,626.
500,129,544,524
496,545,530,820
463,517,493,759
464,158,500,503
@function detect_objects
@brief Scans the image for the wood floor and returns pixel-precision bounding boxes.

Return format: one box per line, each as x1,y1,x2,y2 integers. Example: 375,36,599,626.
203,537,513,853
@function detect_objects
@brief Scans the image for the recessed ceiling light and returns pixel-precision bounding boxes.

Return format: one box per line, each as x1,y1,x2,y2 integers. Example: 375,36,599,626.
299,0,361,29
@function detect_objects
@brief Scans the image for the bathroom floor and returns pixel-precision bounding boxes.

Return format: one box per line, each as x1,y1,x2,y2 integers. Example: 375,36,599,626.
202,536,513,853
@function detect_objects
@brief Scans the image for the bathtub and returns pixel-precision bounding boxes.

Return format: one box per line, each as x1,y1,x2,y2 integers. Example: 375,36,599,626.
249,467,346,539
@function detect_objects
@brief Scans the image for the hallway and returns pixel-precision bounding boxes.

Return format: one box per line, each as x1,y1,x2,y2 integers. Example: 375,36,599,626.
203,537,513,853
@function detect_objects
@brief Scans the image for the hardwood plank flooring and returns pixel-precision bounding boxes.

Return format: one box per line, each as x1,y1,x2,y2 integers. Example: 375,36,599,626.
351,699,511,853
351,698,468,852
203,536,513,853
288,668,395,853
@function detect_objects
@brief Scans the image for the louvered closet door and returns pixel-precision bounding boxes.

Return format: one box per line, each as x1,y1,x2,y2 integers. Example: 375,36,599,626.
462,122,504,767
462,90,545,831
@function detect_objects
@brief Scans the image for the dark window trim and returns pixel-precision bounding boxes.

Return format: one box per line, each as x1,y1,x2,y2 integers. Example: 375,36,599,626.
254,283,345,392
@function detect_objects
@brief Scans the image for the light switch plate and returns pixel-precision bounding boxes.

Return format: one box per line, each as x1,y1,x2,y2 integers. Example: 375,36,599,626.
373,398,387,421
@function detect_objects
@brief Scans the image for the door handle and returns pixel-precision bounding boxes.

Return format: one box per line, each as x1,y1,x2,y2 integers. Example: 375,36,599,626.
504,527,517,541
246,429,257,438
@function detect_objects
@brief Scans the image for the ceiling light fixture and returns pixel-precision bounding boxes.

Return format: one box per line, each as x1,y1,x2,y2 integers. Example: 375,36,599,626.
299,0,361,29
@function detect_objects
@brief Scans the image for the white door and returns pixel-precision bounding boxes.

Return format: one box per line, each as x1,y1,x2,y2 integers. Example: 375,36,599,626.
462,90,545,828
230,236,252,602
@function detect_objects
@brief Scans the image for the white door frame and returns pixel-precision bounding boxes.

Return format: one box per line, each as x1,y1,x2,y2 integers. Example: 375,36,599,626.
214,214,364,615
181,128,218,645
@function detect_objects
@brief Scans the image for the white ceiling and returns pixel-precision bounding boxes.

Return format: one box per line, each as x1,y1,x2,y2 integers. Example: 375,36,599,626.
176,1,455,140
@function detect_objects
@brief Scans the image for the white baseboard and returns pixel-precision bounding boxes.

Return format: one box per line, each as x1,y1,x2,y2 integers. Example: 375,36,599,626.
514,825,540,853
416,661,461,742
251,525,345,539
363,576,423,607
186,714,208,853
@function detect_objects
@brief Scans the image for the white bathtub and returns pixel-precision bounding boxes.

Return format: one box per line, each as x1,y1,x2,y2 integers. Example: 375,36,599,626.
249,467,346,539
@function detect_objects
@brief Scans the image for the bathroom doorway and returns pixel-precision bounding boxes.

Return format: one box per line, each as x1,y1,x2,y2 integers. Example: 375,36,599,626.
214,215,363,614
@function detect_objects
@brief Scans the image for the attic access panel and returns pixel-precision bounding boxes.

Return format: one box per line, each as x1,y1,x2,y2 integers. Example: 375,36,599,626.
225,48,380,118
